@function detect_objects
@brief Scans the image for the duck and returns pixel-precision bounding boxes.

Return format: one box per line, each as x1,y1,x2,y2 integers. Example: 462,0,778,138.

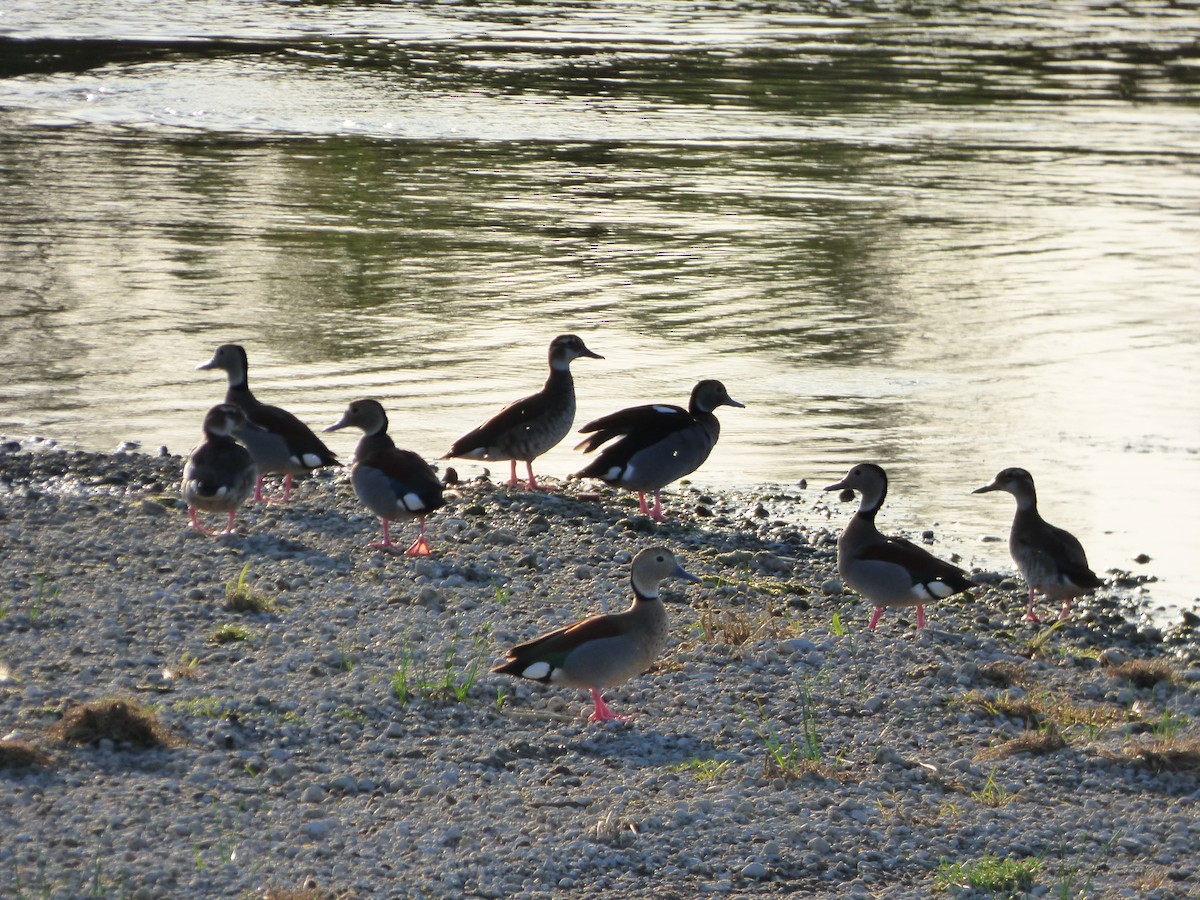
181,404,257,535
442,334,603,490
492,546,700,723
973,467,1103,622
824,463,974,631
197,344,340,502
574,379,744,520
324,399,445,555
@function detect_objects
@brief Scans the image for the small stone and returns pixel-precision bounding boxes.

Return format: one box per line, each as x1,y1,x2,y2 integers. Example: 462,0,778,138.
1100,647,1129,667
821,579,844,596
740,861,769,880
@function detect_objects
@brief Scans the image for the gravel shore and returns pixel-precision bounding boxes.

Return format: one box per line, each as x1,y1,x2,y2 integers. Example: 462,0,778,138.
1,442,1198,899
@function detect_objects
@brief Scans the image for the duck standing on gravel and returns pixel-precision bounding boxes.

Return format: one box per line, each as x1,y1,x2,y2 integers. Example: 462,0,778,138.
973,467,1103,622
492,546,701,723
325,399,446,556
181,404,257,535
825,463,974,631
197,344,340,503
442,334,603,490
574,379,744,521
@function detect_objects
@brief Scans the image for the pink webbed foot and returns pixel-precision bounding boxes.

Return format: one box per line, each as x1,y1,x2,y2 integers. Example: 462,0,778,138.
1058,599,1072,621
1025,591,1042,623
649,491,665,522
404,536,433,557
588,689,631,724
523,461,558,492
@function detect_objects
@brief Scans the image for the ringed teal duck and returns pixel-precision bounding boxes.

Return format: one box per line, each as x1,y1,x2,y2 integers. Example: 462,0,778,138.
181,404,257,535
325,399,446,555
973,467,1103,622
825,463,974,631
442,334,603,490
197,344,340,503
492,546,700,723
575,379,743,521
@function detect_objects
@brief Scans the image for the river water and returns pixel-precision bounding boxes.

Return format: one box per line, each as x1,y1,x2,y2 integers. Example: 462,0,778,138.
2,1,1198,620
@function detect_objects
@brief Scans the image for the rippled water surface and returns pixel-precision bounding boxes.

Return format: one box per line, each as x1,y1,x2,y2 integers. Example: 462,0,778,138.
2,1,1199,619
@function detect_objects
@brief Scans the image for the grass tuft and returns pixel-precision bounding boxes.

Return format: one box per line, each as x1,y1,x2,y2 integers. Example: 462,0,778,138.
1105,658,1176,689
976,725,1067,761
210,623,254,645
1119,735,1200,773
49,698,178,749
224,562,275,614
936,853,1041,894
0,738,53,771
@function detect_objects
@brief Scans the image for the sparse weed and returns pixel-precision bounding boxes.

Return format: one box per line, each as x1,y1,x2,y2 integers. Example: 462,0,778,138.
830,612,846,637
1024,619,1067,657
491,581,511,607
28,573,61,624
163,652,201,681
335,643,356,673
392,626,491,706
798,676,822,763
1151,710,1189,741
1053,831,1120,899
970,771,1016,808
671,756,732,782
224,563,275,614
174,695,224,718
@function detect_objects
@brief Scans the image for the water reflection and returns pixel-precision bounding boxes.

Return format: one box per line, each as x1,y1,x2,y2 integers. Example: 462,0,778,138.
1,1,1199,620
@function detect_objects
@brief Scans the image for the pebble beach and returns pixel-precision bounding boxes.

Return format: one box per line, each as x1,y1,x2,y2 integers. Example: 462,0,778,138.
1,441,1198,899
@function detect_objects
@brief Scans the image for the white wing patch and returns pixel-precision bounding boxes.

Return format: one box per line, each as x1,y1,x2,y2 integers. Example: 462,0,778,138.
459,447,489,460
652,405,679,414
299,452,324,468
521,661,551,680
604,465,625,481
401,492,425,512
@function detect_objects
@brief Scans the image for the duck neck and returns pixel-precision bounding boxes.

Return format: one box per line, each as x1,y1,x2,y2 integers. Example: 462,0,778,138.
1011,483,1038,513
543,360,574,398
855,480,886,523
356,429,395,457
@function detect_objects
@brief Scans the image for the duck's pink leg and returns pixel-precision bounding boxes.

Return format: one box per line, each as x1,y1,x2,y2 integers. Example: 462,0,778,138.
507,460,520,487
187,508,215,535
649,491,665,521
222,510,238,534
370,518,396,550
526,461,558,492
253,475,266,502
868,607,884,632
1058,598,1072,621
588,688,630,723
405,517,433,556
637,492,651,515
281,474,293,503
916,604,926,629
1025,589,1042,623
